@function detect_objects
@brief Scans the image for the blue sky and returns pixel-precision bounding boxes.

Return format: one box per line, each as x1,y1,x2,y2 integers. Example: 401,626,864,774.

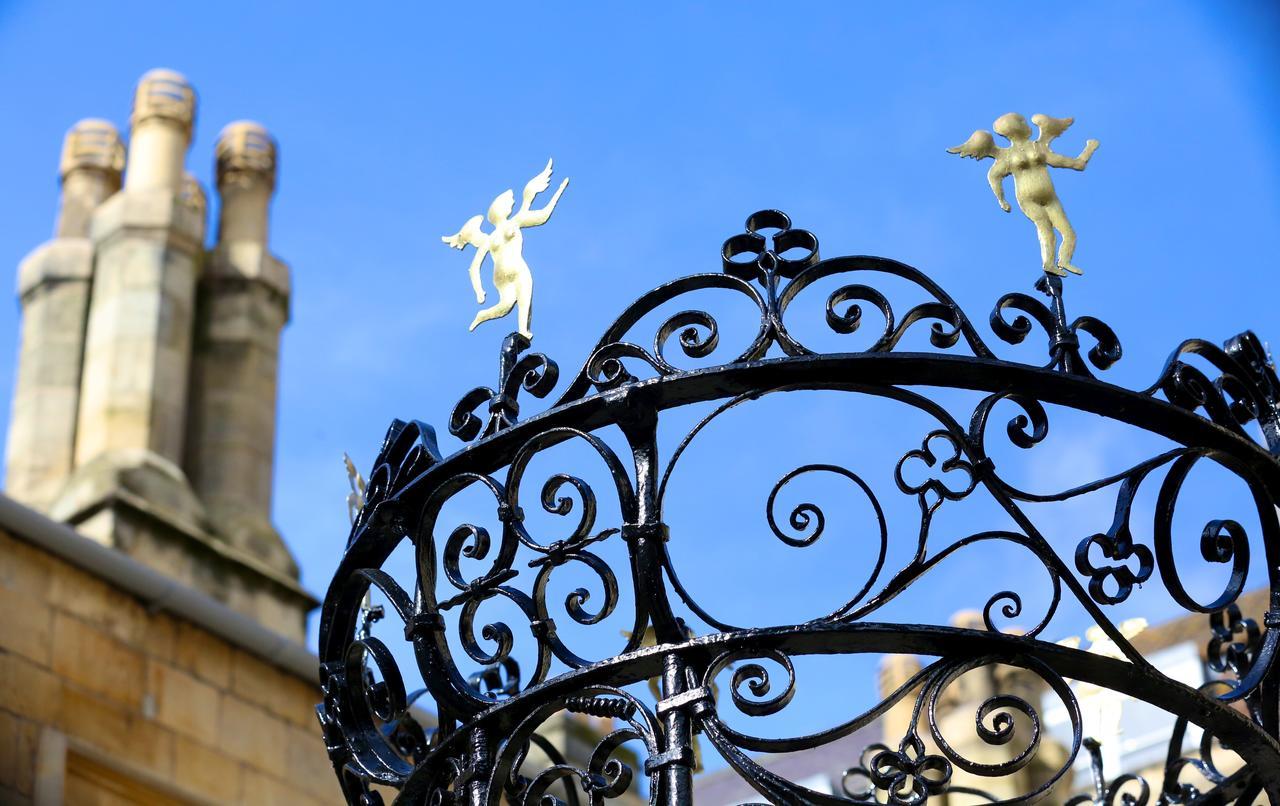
2,0,1279,748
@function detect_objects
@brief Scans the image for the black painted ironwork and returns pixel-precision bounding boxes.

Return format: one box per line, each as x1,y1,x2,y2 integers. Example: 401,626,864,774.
318,210,1280,804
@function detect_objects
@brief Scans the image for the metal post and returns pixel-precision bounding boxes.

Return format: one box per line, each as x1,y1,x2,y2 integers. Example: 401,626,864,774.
659,652,694,805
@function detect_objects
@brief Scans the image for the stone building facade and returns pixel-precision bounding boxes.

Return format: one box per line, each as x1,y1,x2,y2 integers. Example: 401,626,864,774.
0,506,333,805
0,69,336,804
5,69,309,642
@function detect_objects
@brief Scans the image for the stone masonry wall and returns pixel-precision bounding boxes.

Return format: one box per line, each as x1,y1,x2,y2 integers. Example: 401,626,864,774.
0,527,338,805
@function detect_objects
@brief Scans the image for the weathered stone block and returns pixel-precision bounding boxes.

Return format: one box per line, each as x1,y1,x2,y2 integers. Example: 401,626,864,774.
48,559,149,646
56,686,174,778
148,661,220,746
51,613,145,709
274,673,323,729
0,709,38,797
241,766,333,806
172,621,232,688
0,585,54,665
229,649,286,714
286,722,340,801
0,651,62,724
0,530,52,600
172,734,243,802
143,611,178,661
218,693,287,771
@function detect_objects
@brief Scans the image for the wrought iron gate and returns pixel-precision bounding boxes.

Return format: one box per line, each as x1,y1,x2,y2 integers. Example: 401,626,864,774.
317,211,1280,804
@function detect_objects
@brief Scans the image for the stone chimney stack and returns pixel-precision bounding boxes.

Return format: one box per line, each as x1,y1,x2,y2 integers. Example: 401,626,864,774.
185,122,295,576
5,121,124,509
54,69,207,530
8,69,317,641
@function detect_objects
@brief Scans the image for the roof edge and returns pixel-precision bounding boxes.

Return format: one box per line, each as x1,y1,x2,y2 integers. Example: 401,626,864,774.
0,492,319,684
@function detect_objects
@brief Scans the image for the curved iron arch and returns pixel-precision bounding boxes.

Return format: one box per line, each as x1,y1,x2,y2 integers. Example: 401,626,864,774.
317,211,1280,805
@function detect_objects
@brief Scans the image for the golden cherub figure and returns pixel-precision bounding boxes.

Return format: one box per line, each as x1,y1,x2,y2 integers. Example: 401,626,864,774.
441,159,569,340
949,113,1099,277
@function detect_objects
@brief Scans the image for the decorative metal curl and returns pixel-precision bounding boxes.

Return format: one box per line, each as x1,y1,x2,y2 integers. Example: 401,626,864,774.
450,332,559,441
489,686,661,806
320,210,1280,805
1154,453,1252,614
1066,738,1151,806
356,418,441,534
991,273,1122,377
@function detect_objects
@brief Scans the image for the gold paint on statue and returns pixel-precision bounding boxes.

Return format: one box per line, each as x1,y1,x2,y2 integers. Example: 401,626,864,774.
949,114,1098,277
442,159,569,340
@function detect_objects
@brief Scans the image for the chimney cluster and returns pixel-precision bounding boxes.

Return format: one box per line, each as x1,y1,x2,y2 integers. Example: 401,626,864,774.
5,69,311,639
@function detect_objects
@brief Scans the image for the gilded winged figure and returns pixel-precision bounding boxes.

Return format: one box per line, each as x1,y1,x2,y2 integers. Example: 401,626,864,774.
441,159,569,340
949,114,1098,276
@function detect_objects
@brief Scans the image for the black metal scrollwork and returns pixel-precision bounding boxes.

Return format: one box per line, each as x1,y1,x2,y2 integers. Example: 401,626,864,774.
318,210,1280,804
451,332,559,441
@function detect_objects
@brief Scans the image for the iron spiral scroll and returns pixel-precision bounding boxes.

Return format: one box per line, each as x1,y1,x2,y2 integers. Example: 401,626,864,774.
317,210,1280,805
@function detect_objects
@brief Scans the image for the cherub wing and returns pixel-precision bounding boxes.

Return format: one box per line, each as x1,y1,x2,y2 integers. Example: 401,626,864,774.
441,214,488,251
343,452,366,496
946,130,1000,160
521,158,554,210
1032,114,1073,146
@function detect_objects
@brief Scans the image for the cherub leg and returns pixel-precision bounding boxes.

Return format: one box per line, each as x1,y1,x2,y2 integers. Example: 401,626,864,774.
470,284,517,331
514,270,534,340
516,292,533,340
1047,202,1081,275
1027,206,1065,276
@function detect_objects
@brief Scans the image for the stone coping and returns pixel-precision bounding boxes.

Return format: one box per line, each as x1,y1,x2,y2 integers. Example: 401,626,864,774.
0,492,320,684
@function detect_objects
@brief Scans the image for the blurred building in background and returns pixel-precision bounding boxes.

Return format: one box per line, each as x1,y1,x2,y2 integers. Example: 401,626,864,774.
5,68,307,639
0,69,336,805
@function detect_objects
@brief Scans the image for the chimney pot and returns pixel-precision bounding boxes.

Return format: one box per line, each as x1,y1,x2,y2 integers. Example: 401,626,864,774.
59,119,124,183
131,68,196,137
216,121,276,191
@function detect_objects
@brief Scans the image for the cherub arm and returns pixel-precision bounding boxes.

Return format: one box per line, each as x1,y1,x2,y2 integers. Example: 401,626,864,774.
515,158,569,228
988,160,1012,212
1046,139,1099,171
517,177,568,227
441,215,490,302
467,248,488,303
